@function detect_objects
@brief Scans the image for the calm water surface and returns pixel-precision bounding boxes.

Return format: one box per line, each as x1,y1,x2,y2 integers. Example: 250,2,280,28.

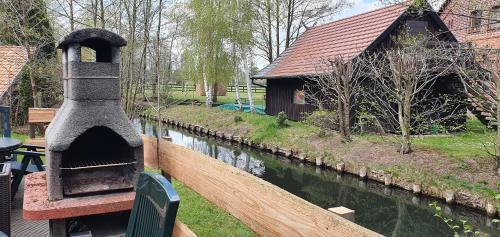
133,118,500,237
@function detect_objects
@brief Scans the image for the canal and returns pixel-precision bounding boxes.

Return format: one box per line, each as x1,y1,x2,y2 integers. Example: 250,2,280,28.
133,118,499,237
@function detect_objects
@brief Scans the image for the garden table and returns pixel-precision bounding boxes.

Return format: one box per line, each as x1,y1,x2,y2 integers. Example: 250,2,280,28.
0,137,21,162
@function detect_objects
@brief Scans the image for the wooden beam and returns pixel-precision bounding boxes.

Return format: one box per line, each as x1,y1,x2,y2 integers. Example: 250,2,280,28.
142,135,159,169
28,108,57,123
143,136,382,237
173,220,197,237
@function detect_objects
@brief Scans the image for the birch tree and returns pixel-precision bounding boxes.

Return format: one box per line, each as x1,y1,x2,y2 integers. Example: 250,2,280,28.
182,0,253,107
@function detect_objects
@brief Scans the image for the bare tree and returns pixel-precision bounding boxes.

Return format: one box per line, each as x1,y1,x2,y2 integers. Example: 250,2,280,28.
253,0,348,63
361,32,463,154
453,47,500,174
305,56,362,142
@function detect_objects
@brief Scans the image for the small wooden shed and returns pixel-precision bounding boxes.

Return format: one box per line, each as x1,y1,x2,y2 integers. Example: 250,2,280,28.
252,2,459,121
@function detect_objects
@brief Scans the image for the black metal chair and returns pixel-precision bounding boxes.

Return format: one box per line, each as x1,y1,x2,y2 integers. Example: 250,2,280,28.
126,172,180,237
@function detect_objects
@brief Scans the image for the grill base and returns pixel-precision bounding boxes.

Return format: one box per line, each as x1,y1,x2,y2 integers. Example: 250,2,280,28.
62,165,134,196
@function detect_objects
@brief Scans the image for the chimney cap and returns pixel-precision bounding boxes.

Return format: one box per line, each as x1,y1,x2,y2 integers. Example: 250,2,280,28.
57,28,127,49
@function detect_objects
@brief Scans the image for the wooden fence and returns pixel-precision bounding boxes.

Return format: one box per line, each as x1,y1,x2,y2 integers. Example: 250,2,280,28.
144,84,266,94
142,135,382,237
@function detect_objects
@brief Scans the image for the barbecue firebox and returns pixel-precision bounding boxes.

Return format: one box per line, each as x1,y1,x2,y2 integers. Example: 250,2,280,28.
45,28,144,201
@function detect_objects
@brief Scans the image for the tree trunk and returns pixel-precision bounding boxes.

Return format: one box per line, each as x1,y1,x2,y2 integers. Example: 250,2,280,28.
203,74,213,107
496,74,500,175
244,55,255,113
235,72,242,110
275,0,280,58
285,0,294,49
398,99,411,154
69,0,74,31
342,90,351,141
99,0,105,28
266,0,273,63
212,83,218,103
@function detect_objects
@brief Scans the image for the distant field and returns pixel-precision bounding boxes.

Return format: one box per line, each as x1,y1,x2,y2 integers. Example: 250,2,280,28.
143,84,266,107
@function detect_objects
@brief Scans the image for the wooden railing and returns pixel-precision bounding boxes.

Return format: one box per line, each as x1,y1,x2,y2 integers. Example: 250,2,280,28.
143,135,382,237
144,84,266,94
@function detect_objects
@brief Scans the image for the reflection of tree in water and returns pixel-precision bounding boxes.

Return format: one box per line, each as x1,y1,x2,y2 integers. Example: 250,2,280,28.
134,118,498,237
263,162,454,237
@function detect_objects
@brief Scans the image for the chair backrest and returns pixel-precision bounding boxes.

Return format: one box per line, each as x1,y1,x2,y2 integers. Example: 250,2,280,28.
0,106,10,137
126,172,180,237
28,108,57,138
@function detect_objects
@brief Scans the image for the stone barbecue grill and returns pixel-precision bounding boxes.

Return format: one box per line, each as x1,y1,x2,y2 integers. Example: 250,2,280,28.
45,28,144,201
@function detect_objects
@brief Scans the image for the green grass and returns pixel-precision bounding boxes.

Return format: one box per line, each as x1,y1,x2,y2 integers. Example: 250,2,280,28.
167,91,266,107
412,118,495,160
142,105,317,152
11,133,28,142
172,180,255,237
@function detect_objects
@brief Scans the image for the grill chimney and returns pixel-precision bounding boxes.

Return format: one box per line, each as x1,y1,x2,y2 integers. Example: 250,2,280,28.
45,28,144,201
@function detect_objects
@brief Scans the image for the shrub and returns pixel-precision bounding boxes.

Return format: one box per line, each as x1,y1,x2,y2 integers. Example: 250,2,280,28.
234,115,243,123
355,112,385,135
305,110,338,131
276,111,288,128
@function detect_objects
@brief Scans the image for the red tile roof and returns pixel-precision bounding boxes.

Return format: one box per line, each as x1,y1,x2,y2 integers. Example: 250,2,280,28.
0,46,28,98
253,3,408,79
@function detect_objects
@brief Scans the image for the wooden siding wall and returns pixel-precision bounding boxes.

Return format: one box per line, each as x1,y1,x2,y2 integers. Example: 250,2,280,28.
265,79,315,120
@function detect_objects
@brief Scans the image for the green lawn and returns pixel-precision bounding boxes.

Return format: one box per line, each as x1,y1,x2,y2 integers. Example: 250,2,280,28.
151,90,266,107
412,118,495,160
173,180,255,237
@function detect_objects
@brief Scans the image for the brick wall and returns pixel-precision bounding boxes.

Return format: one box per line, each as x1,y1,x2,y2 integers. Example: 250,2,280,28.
441,0,500,49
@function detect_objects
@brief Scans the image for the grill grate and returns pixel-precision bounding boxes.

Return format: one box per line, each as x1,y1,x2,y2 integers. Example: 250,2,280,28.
61,159,136,170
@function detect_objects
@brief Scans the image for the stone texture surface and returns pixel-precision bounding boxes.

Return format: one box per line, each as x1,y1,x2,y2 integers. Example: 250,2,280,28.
57,28,127,49
23,172,135,220
45,100,142,151
68,62,119,78
67,78,120,100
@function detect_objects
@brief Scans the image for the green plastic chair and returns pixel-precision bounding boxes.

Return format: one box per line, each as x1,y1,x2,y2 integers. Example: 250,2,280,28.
126,172,180,237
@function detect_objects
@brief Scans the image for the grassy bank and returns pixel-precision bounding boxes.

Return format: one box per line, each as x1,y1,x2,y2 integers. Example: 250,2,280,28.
142,105,499,204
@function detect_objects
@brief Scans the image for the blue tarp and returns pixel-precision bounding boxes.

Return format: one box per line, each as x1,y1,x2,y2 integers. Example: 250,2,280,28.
217,104,266,115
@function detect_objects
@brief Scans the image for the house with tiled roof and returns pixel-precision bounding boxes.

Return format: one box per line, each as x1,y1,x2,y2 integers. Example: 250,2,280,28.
440,0,500,49
252,1,459,120
0,46,28,104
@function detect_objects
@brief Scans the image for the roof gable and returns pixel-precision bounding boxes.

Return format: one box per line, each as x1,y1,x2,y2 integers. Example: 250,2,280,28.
0,46,28,98
253,1,455,79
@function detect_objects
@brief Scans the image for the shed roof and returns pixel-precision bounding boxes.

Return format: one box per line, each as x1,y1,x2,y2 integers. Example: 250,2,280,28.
252,3,409,79
0,46,28,99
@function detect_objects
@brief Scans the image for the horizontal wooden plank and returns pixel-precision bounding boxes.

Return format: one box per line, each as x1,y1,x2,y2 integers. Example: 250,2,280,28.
142,135,159,169
173,220,197,237
28,108,57,123
143,136,381,237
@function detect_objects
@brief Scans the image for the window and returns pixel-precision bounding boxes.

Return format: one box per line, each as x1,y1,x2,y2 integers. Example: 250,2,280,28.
490,6,500,30
293,89,306,105
470,10,483,32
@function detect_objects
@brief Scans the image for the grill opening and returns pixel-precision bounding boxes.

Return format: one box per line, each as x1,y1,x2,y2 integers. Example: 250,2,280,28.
61,126,136,196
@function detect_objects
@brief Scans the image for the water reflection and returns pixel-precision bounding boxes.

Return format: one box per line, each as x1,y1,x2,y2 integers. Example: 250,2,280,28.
133,118,499,237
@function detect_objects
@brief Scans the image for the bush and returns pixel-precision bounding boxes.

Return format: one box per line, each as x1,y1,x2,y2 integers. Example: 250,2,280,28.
234,115,243,123
356,112,385,135
276,111,288,128
305,110,338,131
